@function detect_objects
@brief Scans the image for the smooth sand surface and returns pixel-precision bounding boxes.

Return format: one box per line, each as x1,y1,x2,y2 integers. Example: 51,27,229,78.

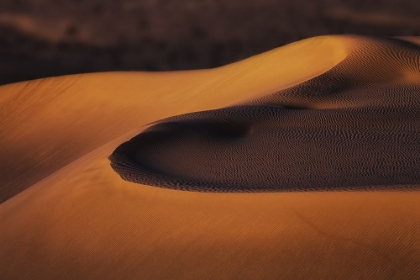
1,35,420,279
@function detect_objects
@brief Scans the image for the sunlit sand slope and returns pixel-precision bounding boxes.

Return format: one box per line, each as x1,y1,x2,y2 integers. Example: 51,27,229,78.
1,36,420,279
0,36,345,203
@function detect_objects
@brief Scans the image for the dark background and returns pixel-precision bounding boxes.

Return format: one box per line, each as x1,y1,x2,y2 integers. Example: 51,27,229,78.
1,0,419,85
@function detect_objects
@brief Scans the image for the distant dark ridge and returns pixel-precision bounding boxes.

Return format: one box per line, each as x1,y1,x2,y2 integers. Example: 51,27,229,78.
2,0,420,87
0,23,274,85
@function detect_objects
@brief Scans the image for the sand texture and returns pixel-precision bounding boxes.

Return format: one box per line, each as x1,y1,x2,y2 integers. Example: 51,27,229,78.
1,35,420,279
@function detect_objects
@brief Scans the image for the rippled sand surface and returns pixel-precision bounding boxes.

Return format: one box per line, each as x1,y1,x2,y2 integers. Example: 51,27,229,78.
1,36,420,279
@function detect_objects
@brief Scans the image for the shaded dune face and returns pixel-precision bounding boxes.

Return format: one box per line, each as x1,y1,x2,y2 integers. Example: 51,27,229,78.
110,37,420,192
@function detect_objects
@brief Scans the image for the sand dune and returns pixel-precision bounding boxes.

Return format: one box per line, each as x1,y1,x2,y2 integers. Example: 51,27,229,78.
110,37,420,192
1,35,420,279
0,35,345,203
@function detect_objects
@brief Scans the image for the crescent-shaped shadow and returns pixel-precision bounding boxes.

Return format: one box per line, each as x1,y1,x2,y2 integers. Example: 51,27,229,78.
110,37,420,192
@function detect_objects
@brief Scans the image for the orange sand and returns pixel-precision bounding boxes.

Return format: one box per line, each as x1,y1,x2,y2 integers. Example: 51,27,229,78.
1,35,420,279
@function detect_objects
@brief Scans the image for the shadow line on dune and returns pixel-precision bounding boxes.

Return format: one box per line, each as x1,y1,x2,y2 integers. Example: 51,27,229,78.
109,36,420,192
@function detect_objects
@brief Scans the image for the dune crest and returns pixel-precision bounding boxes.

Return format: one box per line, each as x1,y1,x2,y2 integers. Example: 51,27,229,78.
0,35,346,203
110,36,420,192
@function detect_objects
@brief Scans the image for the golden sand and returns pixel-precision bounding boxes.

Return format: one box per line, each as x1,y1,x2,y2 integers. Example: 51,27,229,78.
1,36,420,279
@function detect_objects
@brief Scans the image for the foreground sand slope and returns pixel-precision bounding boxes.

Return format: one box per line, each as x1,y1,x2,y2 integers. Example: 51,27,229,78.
1,36,420,279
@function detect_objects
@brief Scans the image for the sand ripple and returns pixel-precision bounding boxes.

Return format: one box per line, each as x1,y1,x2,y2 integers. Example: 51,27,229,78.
110,36,420,191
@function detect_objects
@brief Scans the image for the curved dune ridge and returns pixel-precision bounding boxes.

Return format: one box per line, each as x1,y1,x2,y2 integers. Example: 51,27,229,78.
0,35,346,203
110,36,420,192
3,35,420,279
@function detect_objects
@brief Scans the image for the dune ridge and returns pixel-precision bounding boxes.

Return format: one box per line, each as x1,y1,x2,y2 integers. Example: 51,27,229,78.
0,35,346,203
110,36,420,192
